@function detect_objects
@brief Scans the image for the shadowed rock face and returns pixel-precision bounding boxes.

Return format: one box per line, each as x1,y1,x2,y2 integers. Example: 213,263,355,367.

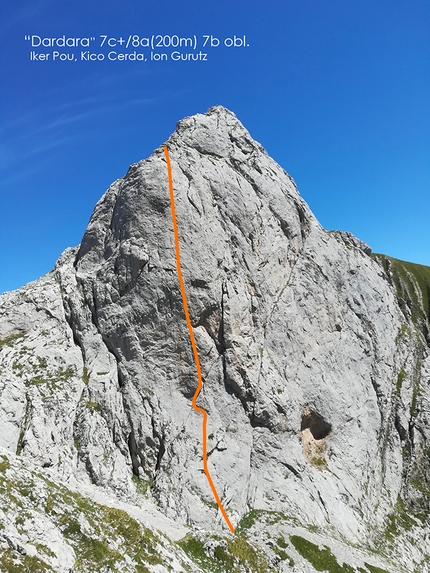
1,106,430,571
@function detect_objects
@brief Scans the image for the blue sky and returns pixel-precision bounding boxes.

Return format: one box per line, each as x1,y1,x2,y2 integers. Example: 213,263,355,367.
1,0,429,293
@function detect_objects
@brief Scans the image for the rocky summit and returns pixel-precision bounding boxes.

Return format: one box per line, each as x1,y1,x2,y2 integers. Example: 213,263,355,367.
1,105,430,572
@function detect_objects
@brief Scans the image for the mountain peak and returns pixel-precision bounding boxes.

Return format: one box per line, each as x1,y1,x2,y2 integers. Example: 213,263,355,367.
164,104,267,160
0,107,429,572
76,103,306,273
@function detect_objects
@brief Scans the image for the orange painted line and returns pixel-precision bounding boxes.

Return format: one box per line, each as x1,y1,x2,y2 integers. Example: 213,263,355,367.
164,145,235,534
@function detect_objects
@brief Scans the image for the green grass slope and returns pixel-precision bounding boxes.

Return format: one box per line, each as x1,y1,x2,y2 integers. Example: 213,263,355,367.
372,254,430,339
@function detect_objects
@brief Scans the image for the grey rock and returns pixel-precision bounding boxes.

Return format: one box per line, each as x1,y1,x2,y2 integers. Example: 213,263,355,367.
329,229,372,255
0,105,429,572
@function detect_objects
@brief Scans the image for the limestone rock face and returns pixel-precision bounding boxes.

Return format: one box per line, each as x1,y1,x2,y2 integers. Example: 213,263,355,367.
1,106,429,572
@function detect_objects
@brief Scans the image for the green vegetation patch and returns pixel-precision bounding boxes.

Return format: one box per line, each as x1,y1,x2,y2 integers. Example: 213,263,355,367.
236,509,265,531
312,456,328,470
53,491,161,572
383,496,419,542
1,462,162,572
178,536,224,573
396,368,406,397
373,254,430,324
411,373,423,419
33,543,55,559
29,365,75,391
0,548,55,573
236,509,294,533
82,366,90,385
85,401,101,413
133,474,152,496
0,455,10,472
178,534,273,573
273,535,294,566
410,471,430,521
395,324,411,343
228,536,271,572
8,346,76,393
363,564,391,573
290,535,354,572
12,360,25,374
0,331,26,348
393,258,430,318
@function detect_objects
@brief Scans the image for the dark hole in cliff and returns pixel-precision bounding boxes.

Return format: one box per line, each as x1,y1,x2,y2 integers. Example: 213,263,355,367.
301,406,332,440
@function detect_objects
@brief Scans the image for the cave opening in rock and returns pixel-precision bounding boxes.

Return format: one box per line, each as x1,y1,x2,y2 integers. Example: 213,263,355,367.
301,406,332,440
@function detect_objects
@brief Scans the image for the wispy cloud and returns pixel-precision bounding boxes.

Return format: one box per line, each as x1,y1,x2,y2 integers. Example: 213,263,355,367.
0,58,183,183
3,66,153,137
0,89,158,183
26,134,79,156
4,95,157,144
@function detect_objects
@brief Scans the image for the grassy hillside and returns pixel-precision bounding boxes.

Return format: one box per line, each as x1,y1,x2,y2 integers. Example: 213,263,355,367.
372,254,430,337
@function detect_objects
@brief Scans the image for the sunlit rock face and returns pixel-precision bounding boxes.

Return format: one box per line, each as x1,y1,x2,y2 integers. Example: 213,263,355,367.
0,106,429,572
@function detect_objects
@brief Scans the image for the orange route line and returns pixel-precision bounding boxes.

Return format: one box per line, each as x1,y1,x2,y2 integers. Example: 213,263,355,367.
164,145,235,534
